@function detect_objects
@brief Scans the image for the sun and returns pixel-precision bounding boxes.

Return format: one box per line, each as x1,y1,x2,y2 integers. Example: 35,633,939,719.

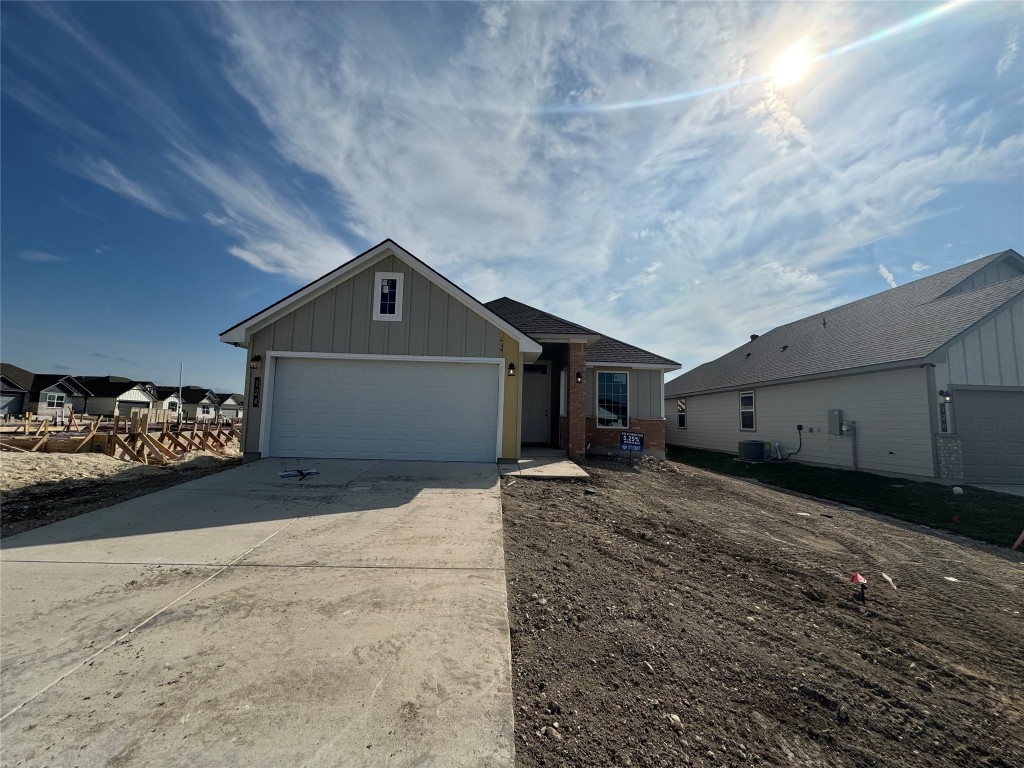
771,40,816,87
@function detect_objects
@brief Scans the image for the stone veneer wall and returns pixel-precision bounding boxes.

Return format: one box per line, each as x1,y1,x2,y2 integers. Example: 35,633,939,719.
935,434,964,483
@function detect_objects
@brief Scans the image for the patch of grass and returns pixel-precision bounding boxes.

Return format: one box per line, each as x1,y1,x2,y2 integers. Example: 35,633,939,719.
666,446,1024,548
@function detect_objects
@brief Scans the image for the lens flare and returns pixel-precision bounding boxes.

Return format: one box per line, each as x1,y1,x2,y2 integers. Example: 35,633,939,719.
771,40,816,87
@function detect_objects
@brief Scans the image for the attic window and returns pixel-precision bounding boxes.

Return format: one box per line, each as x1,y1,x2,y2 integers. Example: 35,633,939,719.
372,272,404,321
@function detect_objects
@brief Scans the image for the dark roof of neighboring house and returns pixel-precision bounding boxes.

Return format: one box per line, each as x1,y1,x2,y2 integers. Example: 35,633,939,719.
76,376,152,398
153,386,181,399
485,297,679,367
214,392,242,404
666,250,1024,397
179,386,219,405
1,363,92,396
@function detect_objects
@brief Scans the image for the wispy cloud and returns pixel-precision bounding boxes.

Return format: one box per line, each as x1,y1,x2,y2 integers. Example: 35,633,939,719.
59,155,184,220
18,250,67,263
911,261,929,272
997,27,1020,76
878,264,898,288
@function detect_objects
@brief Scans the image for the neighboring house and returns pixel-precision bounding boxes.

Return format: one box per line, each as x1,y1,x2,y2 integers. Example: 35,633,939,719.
179,386,220,421
214,393,244,423
153,386,183,417
219,238,679,463
77,376,157,418
0,363,91,419
665,249,1024,485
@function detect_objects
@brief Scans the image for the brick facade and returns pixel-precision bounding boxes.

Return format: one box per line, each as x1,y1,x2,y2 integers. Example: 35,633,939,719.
566,342,587,458
560,416,667,459
935,434,964,483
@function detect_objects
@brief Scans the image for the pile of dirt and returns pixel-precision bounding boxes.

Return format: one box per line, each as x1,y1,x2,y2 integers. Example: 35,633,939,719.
1,448,241,538
503,456,1023,767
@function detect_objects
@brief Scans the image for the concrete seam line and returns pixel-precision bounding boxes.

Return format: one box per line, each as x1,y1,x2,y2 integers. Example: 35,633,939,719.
0,515,302,723
1,559,505,571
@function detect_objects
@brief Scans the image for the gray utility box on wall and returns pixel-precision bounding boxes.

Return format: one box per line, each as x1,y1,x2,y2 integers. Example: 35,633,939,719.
828,409,844,436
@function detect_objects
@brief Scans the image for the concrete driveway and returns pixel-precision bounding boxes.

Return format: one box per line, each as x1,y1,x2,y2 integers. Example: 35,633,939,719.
0,459,514,767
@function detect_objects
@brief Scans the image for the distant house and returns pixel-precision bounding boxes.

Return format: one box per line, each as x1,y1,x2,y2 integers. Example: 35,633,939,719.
0,363,91,419
77,376,157,418
214,393,244,423
179,386,220,422
153,386,183,417
665,250,1024,485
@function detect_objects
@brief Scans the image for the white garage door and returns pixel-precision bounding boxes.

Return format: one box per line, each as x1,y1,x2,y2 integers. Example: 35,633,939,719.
957,389,1024,484
268,357,500,462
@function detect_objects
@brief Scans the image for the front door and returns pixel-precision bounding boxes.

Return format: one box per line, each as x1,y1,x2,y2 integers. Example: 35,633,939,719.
522,363,551,444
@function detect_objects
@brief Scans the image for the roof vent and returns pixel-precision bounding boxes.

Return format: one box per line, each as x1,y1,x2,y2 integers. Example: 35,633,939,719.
781,345,789,352
750,334,759,341
744,352,751,358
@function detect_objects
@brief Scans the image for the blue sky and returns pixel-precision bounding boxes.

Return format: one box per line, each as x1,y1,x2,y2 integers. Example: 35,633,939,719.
2,1,1022,392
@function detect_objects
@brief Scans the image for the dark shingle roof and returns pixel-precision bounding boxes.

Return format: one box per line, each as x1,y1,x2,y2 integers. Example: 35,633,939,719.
0,363,34,391
667,250,1024,396
77,376,145,398
179,386,219,405
214,392,242,403
485,297,679,367
1,364,91,396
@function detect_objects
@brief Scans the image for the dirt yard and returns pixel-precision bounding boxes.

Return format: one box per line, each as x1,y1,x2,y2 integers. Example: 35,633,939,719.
1,449,241,538
503,457,1023,768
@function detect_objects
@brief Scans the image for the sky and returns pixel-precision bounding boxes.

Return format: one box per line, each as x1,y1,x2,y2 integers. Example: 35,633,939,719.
2,1,1022,393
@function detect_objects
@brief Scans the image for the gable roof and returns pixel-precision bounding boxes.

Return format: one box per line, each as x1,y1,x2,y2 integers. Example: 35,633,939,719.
76,376,154,399
214,392,243,405
179,386,219,405
1,363,92,396
667,250,1024,397
153,386,181,400
219,239,542,355
485,297,680,368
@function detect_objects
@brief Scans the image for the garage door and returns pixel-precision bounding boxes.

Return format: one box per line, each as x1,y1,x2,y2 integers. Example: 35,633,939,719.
1,393,23,415
957,389,1024,484
268,357,500,461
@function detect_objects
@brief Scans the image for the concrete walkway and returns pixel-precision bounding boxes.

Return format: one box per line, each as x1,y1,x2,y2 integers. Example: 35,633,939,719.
0,459,514,767
499,447,589,479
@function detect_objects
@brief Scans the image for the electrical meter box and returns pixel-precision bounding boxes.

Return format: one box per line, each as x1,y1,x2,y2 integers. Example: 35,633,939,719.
828,409,844,436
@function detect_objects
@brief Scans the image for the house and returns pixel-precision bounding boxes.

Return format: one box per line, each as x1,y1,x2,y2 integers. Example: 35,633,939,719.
214,393,244,423
665,249,1024,485
219,238,679,463
179,386,220,421
0,363,92,419
77,376,157,417
153,386,183,417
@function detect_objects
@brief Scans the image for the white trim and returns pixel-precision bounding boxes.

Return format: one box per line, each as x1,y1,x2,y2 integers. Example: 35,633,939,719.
220,240,542,355
258,351,506,460
595,369,629,429
739,390,756,431
587,362,680,371
372,271,405,322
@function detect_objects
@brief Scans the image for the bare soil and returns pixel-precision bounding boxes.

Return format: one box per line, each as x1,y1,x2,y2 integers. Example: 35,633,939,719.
503,456,1023,768
1,449,241,538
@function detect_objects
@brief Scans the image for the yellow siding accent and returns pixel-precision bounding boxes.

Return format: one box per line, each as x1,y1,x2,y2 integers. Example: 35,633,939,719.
501,333,521,460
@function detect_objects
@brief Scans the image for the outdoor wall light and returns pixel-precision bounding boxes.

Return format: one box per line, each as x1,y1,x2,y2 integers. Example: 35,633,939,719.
249,355,263,370
938,389,952,402
507,363,516,377
575,371,582,384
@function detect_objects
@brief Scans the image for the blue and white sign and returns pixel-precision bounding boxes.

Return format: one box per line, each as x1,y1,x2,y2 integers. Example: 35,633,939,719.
620,431,644,452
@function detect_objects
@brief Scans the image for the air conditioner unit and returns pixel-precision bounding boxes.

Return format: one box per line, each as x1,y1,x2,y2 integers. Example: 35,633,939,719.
738,440,769,462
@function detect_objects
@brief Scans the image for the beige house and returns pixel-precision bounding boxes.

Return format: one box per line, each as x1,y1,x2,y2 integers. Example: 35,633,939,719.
220,239,678,463
665,250,1024,485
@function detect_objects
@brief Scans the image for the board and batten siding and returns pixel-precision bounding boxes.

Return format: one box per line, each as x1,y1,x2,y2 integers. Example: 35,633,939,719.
665,366,936,478
585,367,663,421
942,259,1024,297
240,253,520,457
935,294,1024,388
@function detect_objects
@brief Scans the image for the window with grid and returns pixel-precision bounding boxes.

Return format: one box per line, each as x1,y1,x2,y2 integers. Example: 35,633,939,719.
373,272,404,321
739,391,755,430
596,371,628,428
46,393,66,408
676,398,686,429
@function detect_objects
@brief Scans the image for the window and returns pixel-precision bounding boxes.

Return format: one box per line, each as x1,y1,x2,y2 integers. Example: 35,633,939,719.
596,371,628,428
46,393,66,408
739,391,755,430
168,401,178,413
201,405,211,415
559,371,567,417
372,271,404,321
676,398,687,429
